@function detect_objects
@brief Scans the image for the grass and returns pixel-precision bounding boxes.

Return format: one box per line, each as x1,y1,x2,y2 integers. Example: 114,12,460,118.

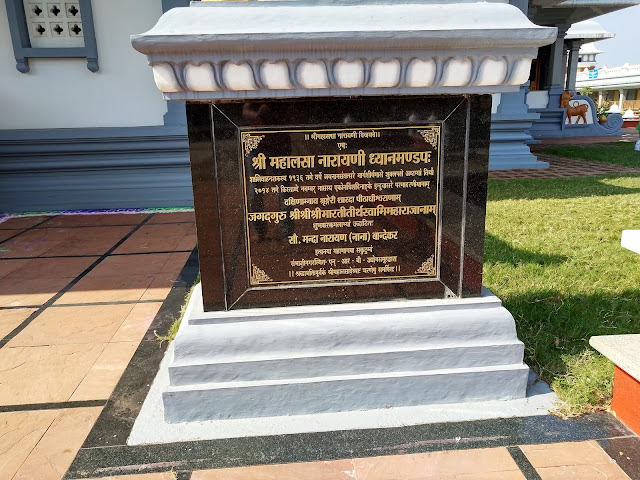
538,142,640,168
155,275,199,346
484,174,640,413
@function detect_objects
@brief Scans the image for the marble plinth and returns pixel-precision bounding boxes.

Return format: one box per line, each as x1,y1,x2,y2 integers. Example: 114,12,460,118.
163,284,529,423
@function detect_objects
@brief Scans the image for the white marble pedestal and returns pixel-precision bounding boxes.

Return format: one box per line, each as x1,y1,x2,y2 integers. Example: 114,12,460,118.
162,284,529,423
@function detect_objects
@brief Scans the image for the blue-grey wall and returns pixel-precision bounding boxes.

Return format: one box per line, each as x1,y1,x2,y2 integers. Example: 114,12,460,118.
0,127,192,212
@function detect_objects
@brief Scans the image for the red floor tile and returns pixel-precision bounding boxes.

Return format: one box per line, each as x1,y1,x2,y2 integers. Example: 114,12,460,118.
41,214,148,228
147,211,196,224
0,216,50,230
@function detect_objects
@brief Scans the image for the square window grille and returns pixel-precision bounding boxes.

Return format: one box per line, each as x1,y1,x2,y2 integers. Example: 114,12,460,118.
5,0,98,72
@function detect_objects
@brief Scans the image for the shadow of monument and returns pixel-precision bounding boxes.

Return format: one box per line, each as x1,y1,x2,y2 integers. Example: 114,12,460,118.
493,289,640,382
487,174,640,202
484,232,568,267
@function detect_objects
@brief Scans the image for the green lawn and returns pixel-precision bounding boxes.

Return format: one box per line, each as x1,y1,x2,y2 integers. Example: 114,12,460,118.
484,174,640,412
538,142,640,168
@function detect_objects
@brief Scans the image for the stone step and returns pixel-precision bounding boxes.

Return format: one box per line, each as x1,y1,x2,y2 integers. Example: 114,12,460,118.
173,288,520,365
163,363,530,422
169,342,525,386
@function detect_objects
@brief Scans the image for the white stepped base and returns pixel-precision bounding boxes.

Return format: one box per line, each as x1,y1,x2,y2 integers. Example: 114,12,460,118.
169,343,525,386
164,364,529,422
163,284,530,423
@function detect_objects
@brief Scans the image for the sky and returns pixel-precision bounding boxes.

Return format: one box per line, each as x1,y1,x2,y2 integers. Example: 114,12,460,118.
588,4,640,67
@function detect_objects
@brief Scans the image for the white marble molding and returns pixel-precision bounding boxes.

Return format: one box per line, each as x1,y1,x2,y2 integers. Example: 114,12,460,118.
132,0,557,100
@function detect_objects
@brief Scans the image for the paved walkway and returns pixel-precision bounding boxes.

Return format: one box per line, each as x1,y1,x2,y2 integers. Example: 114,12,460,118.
1,206,639,480
0,212,196,480
489,153,640,180
536,127,639,145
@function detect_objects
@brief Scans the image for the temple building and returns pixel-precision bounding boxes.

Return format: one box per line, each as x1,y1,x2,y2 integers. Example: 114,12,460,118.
1,0,639,212
577,61,640,111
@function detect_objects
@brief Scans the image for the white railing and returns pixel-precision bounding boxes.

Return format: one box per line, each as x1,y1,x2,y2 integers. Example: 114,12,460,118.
577,63,640,81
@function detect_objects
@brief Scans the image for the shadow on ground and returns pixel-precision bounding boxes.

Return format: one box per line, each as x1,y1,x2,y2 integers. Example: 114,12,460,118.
487,174,640,202
484,233,569,267
491,289,640,383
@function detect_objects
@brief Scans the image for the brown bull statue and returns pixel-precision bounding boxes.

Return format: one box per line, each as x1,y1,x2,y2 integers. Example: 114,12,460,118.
560,90,589,124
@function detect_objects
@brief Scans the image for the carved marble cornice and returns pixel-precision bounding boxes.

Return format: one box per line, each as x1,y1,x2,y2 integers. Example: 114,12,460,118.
131,0,557,100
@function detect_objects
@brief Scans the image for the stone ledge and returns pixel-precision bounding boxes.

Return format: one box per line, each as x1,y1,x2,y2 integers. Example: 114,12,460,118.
131,0,556,99
622,230,640,255
590,334,640,381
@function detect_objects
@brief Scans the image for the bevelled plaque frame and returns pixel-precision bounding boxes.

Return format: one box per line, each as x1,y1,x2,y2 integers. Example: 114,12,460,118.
186,95,491,311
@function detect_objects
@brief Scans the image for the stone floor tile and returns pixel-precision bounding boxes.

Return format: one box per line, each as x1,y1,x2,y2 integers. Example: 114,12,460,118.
520,441,616,468
139,274,178,302
438,473,525,480
113,224,193,254
111,302,162,343
0,216,50,230
0,308,37,340
114,235,189,254
2,257,98,281
161,251,193,273
7,304,135,347
0,344,106,405
0,260,31,280
0,410,59,480
352,448,521,479
54,274,156,304
69,341,139,401
0,230,23,243
488,154,640,181
0,233,64,259
87,254,174,277
12,227,75,243
175,234,197,252
40,237,121,257
599,437,640,480
192,459,355,480
148,211,195,224
12,407,102,480
0,277,73,307
67,225,137,240
141,223,194,237
84,473,177,480
42,214,148,228
535,464,630,480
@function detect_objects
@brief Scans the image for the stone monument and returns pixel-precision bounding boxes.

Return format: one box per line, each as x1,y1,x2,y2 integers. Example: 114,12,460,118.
132,0,556,423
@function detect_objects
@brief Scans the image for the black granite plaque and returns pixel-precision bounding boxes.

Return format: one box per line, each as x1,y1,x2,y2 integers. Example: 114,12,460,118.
185,95,491,311
241,125,440,286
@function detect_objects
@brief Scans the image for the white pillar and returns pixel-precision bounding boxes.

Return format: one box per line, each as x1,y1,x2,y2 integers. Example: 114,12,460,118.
619,89,625,109
547,25,569,108
548,26,569,88
598,91,604,107
565,41,581,91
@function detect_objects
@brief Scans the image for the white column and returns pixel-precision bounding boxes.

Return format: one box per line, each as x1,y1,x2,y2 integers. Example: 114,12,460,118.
546,25,569,108
598,91,604,107
565,41,581,91
548,26,569,88
619,89,625,109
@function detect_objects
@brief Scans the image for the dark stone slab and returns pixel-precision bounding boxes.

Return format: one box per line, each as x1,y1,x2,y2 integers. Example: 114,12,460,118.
599,436,640,480
81,248,199,448
187,95,491,311
65,412,633,479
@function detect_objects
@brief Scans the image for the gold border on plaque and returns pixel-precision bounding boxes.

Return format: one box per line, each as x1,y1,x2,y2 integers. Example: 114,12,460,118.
415,255,436,276
241,132,265,156
240,124,441,285
250,263,273,285
417,127,440,148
